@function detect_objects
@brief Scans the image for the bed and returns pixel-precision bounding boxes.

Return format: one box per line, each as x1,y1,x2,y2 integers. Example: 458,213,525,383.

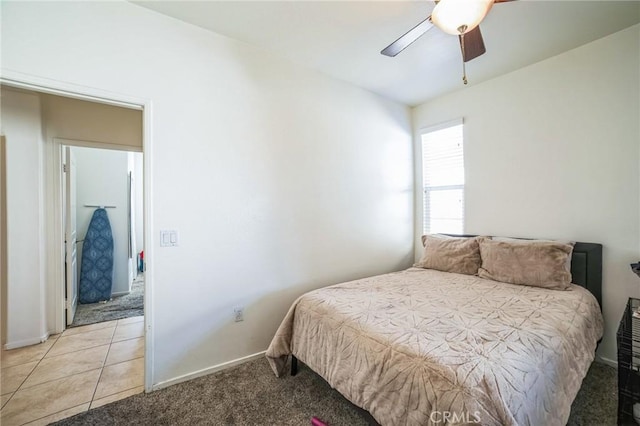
265,237,604,426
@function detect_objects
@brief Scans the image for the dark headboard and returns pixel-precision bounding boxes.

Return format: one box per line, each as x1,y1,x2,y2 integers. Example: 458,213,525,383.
441,235,603,309
570,242,603,309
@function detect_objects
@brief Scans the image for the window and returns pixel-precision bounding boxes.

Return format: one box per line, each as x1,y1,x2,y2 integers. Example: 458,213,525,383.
421,120,464,234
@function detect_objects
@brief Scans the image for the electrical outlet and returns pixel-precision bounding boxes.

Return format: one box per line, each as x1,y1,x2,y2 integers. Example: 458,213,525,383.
234,306,244,322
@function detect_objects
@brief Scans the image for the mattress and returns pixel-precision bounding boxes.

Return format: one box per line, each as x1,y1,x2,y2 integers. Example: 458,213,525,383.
266,268,603,426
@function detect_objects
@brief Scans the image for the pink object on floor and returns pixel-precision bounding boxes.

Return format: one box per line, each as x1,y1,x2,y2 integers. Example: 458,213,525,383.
311,417,327,426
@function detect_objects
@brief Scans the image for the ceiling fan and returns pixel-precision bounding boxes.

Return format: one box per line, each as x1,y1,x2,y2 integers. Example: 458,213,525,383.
381,0,514,84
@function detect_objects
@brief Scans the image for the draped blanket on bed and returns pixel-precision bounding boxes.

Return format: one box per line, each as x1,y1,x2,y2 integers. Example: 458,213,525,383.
266,268,603,426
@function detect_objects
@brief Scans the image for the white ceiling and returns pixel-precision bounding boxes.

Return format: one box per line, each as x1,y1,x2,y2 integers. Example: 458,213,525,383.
133,0,640,106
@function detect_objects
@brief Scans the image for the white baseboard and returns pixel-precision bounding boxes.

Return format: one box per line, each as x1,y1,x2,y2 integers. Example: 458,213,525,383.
151,350,266,392
597,355,617,368
4,332,50,350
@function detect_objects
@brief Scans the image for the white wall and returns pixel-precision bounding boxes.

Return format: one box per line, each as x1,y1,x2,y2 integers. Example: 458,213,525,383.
1,1,413,386
129,152,144,260
1,135,7,345
413,24,640,363
73,146,130,295
0,88,47,348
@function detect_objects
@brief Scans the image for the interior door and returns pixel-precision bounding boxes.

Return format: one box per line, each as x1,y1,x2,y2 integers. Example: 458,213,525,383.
64,147,78,325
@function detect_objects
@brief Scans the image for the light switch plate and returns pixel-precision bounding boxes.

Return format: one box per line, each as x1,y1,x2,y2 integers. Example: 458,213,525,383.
160,230,179,247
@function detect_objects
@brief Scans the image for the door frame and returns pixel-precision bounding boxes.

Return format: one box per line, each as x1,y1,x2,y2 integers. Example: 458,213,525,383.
63,146,78,325
1,70,155,392
56,139,142,322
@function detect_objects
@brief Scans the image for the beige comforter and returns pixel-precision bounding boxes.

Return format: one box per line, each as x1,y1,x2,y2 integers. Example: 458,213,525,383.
266,268,603,426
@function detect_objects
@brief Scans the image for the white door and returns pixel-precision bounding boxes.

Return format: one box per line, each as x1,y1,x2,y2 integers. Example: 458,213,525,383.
65,147,78,325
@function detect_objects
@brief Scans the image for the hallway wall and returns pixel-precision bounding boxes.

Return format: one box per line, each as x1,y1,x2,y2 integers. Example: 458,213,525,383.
0,88,47,348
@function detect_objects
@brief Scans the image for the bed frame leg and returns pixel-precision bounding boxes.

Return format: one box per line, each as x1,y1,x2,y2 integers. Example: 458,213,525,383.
291,355,298,376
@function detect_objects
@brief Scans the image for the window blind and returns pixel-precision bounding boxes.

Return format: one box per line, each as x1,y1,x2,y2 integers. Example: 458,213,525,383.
421,120,465,234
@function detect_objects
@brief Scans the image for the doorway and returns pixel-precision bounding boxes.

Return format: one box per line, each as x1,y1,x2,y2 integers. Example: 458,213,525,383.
63,145,144,328
0,79,153,424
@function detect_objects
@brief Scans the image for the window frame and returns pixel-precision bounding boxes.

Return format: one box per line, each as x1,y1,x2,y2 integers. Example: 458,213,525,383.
419,118,465,236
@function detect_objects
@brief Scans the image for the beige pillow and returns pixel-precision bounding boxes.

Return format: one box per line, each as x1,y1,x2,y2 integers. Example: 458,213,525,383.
492,237,575,272
415,234,481,275
477,237,574,290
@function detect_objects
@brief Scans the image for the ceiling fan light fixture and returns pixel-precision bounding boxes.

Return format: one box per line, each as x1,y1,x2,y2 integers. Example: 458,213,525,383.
431,0,494,35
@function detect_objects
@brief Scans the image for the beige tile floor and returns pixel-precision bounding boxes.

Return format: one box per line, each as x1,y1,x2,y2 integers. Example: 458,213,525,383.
0,316,144,426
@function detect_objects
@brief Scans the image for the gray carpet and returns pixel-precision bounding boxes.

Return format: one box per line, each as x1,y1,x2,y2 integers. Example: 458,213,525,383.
53,358,616,426
69,275,144,328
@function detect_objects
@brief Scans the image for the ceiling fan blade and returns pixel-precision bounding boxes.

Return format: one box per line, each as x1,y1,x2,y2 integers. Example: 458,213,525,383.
381,16,434,57
493,0,516,3
459,26,486,62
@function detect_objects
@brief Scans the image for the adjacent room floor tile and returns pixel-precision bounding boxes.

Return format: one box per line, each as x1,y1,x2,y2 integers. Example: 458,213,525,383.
94,358,144,400
105,337,144,366
112,321,144,342
0,369,100,426
62,320,117,337
90,386,143,409
1,361,39,395
22,403,89,426
45,327,115,358
117,316,144,326
1,339,56,369
21,345,109,390
1,316,144,425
